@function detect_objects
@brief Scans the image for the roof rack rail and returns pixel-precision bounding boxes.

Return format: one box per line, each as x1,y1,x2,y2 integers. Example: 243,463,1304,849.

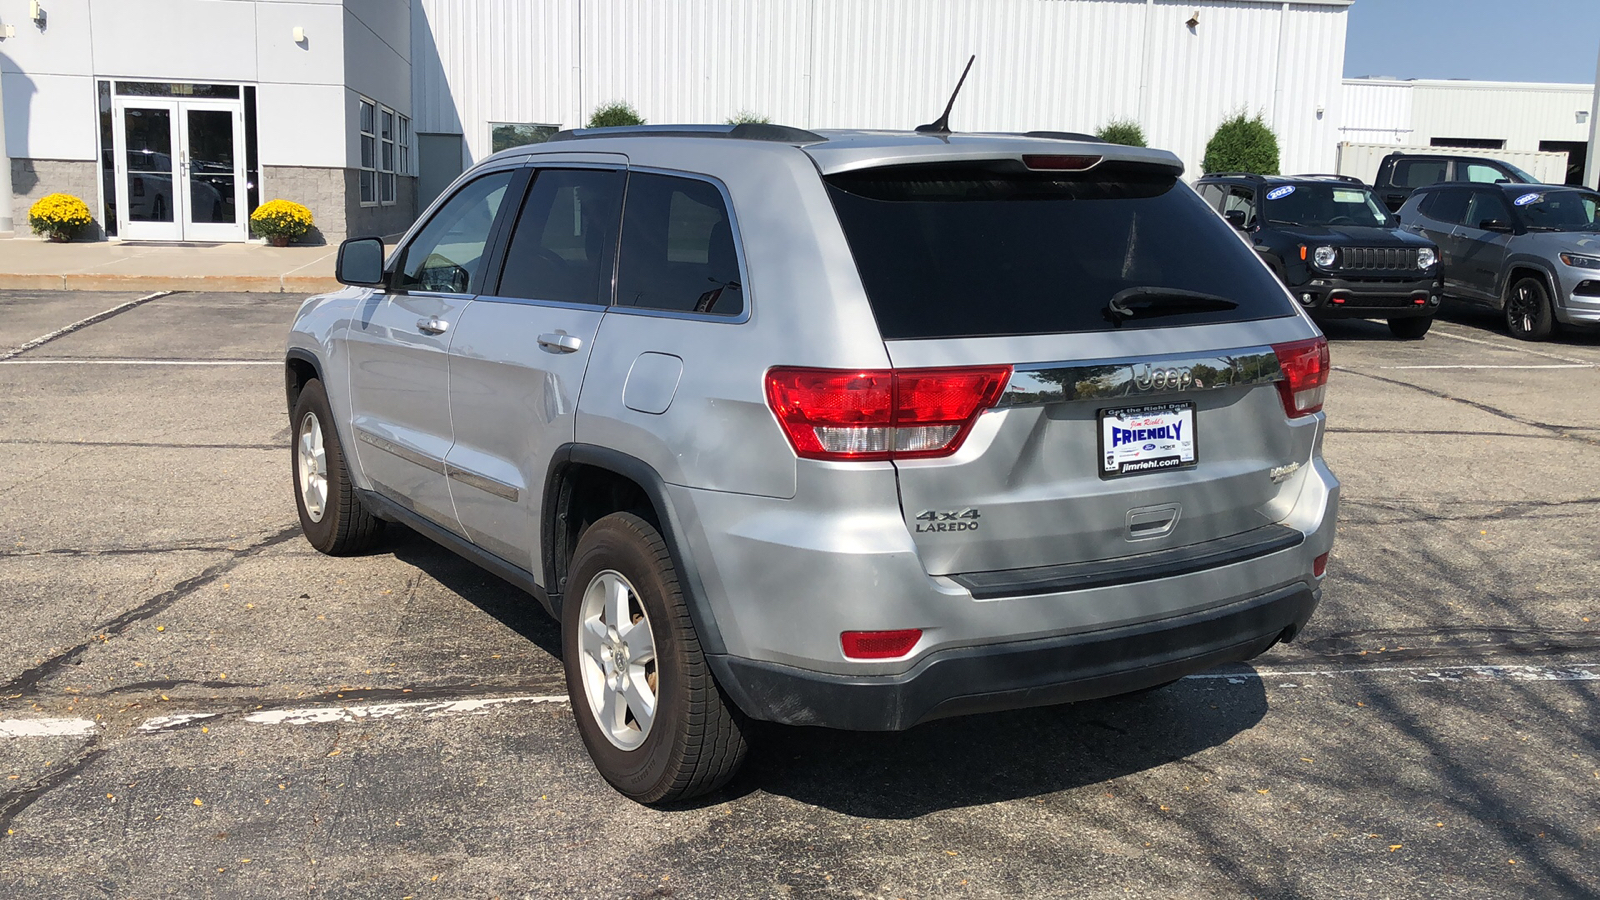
546,123,827,144
1202,172,1268,180
1020,130,1106,143
1294,173,1364,183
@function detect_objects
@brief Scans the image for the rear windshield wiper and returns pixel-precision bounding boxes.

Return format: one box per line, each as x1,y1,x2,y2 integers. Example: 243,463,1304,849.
1105,288,1239,326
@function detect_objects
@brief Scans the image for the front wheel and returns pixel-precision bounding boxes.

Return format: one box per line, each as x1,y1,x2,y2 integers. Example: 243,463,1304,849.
291,378,385,555
1387,316,1433,340
1505,277,1555,341
563,512,748,804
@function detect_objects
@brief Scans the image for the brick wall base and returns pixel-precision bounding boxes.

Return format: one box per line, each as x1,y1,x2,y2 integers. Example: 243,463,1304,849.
10,159,104,241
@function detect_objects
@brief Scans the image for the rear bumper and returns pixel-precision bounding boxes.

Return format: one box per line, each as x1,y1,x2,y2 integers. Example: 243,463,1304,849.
1292,274,1441,319
709,583,1318,731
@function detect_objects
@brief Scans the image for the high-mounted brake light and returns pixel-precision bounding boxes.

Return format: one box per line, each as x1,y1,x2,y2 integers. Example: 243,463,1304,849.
765,366,1012,461
1271,336,1330,418
1022,154,1102,171
841,629,922,660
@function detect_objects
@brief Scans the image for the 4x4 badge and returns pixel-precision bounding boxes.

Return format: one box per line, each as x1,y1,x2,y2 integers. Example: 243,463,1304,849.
914,509,981,533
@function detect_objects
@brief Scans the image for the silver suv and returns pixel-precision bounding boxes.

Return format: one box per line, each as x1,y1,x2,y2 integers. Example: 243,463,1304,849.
286,124,1339,803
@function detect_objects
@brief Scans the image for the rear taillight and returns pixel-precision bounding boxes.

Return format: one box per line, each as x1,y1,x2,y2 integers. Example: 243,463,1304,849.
1271,337,1330,418
765,366,1012,461
841,629,922,659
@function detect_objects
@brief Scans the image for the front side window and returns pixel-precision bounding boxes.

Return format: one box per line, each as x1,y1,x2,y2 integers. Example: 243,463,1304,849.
394,171,514,294
1223,186,1257,226
496,168,626,304
1263,184,1389,227
1463,163,1509,184
617,173,743,316
1464,190,1513,229
825,161,1295,340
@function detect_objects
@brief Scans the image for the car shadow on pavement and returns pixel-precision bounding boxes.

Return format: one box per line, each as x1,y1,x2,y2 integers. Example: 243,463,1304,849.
1316,318,1412,343
731,677,1267,818
386,529,564,662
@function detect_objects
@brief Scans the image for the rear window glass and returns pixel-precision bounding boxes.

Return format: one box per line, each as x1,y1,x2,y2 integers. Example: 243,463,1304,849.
824,162,1296,340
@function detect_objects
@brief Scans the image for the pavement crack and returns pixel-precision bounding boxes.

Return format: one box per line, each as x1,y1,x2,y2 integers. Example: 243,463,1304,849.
1338,495,1600,525
0,739,107,838
1288,625,1600,662
0,541,244,558
0,439,283,451
0,523,302,697
1336,368,1600,448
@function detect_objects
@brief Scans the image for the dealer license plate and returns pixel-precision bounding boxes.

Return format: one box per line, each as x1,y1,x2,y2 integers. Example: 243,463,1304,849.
1098,402,1197,478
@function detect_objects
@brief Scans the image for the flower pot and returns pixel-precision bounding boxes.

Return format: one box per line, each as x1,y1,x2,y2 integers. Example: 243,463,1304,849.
267,234,292,248
45,232,72,243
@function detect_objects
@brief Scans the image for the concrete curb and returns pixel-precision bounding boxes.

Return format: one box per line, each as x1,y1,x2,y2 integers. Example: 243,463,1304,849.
0,273,341,293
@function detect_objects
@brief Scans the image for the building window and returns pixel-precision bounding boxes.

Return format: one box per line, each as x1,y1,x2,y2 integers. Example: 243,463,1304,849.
491,123,560,154
359,100,376,205
359,98,409,207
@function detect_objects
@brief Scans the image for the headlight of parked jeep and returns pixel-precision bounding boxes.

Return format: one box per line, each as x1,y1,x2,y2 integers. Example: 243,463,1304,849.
1313,245,1337,268
1559,251,1600,270
1416,247,1437,270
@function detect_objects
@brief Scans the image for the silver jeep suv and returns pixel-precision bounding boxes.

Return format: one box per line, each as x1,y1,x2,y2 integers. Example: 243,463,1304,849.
286,124,1339,803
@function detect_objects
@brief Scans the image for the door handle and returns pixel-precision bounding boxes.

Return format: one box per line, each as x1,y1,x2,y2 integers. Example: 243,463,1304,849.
537,332,583,353
417,317,449,335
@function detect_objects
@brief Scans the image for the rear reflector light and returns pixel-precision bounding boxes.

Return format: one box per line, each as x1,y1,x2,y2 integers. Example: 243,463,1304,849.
1313,552,1329,578
1022,154,1102,171
765,366,1012,461
1271,336,1330,418
841,629,923,659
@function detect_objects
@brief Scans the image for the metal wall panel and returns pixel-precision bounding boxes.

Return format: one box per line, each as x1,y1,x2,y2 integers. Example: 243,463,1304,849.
413,0,1352,175
1340,79,1414,145
1410,81,1594,152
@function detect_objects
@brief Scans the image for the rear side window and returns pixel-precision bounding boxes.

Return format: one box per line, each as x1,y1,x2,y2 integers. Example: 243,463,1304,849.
1393,159,1447,188
1422,189,1472,226
824,161,1295,340
617,173,743,316
496,168,625,305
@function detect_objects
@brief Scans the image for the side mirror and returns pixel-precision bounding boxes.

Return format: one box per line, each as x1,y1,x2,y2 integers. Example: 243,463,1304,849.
1224,209,1248,230
336,237,386,287
1478,219,1513,234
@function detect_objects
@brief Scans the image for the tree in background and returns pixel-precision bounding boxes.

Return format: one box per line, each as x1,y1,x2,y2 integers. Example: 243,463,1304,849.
1202,111,1281,175
1096,119,1147,147
726,110,771,125
588,102,646,128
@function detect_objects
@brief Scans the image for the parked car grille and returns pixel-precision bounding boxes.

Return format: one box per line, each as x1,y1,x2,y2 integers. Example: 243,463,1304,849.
1338,247,1420,271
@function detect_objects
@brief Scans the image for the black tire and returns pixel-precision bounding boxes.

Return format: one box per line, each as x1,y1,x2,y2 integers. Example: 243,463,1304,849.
1387,316,1433,340
291,378,385,555
1505,276,1555,341
562,512,747,804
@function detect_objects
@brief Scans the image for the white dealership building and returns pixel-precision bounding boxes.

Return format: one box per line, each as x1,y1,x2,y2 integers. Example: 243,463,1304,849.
1,0,1592,244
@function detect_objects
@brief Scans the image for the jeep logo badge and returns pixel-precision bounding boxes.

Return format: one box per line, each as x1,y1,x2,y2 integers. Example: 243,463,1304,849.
1131,364,1194,392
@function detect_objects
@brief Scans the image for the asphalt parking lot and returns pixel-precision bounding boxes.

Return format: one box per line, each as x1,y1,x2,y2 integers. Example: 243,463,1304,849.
0,289,1597,899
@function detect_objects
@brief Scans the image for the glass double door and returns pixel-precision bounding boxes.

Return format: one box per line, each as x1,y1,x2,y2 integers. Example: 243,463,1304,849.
112,98,246,242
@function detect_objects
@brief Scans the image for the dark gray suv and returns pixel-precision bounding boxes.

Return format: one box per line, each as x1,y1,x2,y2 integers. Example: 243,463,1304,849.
288,124,1339,803
1399,183,1600,340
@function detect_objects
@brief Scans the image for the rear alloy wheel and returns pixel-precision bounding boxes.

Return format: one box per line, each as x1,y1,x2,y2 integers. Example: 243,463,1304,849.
1505,276,1555,341
1387,316,1433,340
291,378,385,555
563,512,747,804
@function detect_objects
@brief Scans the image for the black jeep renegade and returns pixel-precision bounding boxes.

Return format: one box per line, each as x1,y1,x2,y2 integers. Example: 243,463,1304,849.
1195,173,1444,339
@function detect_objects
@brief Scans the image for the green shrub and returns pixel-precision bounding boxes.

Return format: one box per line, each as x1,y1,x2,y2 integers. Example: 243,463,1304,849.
587,101,646,128
1202,111,1280,175
1096,119,1147,147
726,110,770,125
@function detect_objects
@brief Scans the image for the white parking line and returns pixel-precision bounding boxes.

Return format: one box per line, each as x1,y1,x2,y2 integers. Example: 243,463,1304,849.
0,291,172,361
0,718,99,737
5,666,1596,739
1428,327,1598,365
1366,364,1597,370
0,359,277,366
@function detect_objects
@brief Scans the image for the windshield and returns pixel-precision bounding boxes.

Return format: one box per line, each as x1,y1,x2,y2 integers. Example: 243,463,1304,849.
1512,190,1600,232
824,161,1295,339
1263,183,1390,227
